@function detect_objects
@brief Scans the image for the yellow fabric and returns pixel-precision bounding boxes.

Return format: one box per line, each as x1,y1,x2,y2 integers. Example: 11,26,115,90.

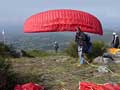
108,48,120,55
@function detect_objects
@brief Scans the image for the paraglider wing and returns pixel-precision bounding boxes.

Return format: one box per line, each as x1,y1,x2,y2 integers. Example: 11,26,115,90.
24,9,103,35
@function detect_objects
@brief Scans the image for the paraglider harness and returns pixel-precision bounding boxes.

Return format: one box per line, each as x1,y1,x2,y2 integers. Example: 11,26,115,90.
85,35,92,53
75,32,92,53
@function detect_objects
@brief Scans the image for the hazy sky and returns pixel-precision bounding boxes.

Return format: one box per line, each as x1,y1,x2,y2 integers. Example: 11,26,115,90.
0,0,120,30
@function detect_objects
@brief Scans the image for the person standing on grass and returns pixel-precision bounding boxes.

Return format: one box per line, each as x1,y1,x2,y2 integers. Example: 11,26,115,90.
54,41,59,53
111,32,119,48
75,27,88,64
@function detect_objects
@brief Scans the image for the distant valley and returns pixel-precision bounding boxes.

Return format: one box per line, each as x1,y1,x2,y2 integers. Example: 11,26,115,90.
0,25,119,51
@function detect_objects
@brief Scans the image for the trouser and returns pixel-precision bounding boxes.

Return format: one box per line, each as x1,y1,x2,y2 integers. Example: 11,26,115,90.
78,46,84,64
114,44,119,48
55,48,58,53
112,43,119,48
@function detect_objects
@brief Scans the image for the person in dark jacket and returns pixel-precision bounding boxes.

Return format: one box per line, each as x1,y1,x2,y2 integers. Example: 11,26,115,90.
111,32,119,48
75,27,89,64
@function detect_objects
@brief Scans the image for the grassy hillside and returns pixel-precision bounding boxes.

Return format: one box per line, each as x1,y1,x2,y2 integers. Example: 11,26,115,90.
1,42,120,90
9,54,120,90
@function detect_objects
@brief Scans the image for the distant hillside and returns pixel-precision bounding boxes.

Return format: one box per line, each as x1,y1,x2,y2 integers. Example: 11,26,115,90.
0,25,119,50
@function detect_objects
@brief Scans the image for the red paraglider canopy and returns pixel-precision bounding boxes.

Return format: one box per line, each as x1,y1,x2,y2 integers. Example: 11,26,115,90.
24,9,103,35
79,82,120,90
14,82,44,90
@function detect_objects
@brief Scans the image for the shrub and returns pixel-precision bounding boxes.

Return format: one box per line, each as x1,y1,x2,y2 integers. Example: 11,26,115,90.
0,42,23,58
0,56,17,90
86,40,107,61
26,49,52,57
64,41,107,62
0,42,11,57
64,42,78,58
21,50,35,57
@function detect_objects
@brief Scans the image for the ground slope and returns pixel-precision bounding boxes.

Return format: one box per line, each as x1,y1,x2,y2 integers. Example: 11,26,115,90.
10,55,120,90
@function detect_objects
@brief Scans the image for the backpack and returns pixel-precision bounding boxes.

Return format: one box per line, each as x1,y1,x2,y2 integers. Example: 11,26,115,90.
85,35,92,53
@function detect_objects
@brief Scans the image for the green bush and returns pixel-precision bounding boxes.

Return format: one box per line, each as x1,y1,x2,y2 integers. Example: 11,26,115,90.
0,43,23,58
86,40,107,61
0,43,10,51
26,49,53,57
0,42,11,57
0,43,25,90
64,42,78,58
0,56,17,90
64,41,107,61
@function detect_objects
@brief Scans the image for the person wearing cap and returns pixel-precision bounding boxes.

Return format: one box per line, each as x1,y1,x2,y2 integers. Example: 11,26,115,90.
54,41,59,53
111,32,119,48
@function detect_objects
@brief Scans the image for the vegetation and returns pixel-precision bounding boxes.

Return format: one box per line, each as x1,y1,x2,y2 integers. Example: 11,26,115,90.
0,42,11,57
0,41,120,90
64,41,108,62
86,41,107,61
27,50,51,57
0,43,20,90
64,42,78,58
10,56,120,90
0,42,22,58
25,49,61,57
0,56,18,90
